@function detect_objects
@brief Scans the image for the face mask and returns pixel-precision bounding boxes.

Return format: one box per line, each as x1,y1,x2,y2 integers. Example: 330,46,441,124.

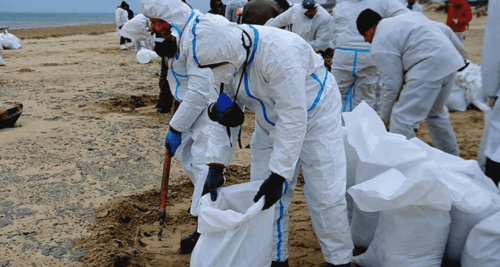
212,63,237,85
154,36,177,59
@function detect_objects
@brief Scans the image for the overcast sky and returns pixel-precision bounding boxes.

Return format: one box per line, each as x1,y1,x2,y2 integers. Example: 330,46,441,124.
0,0,324,14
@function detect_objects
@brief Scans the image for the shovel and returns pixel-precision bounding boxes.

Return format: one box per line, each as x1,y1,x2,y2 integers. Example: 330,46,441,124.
158,147,172,226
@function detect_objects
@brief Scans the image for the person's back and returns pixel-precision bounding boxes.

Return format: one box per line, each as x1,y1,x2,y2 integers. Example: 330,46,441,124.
373,12,463,82
331,0,407,110
332,0,407,51
225,0,247,22
265,2,333,51
241,0,282,25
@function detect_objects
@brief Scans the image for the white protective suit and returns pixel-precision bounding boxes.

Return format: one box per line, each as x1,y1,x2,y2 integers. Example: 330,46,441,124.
225,0,247,23
479,0,500,166
143,2,353,262
265,3,333,51
195,15,353,265
165,30,212,217
140,1,232,217
115,7,128,32
331,0,408,111
371,12,466,156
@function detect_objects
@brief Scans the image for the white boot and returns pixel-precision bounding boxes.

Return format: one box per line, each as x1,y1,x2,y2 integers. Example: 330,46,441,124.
120,44,127,50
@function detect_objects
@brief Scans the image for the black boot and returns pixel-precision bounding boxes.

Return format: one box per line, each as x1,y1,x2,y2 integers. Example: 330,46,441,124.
180,229,200,254
485,157,500,187
271,260,289,267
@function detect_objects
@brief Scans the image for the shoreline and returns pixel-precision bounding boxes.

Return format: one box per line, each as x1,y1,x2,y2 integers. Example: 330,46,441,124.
8,23,116,40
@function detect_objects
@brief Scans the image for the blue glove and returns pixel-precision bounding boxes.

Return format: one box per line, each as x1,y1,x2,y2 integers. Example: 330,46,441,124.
202,165,226,201
254,173,286,210
207,93,245,127
208,93,233,122
164,127,182,156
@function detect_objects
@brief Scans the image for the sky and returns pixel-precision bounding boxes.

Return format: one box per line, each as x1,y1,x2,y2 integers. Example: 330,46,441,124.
0,0,327,14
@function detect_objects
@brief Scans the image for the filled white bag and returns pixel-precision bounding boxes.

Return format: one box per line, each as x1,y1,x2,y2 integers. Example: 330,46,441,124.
0,32,21,49
447,84,468,111
0,53,5,66
461,211,500,267
409,137,500,263
350,203,378,249
191,181,274,267
446,61,482,111
343,102,428,248
342,127,358,224
349,162,453,267
136,48,159,64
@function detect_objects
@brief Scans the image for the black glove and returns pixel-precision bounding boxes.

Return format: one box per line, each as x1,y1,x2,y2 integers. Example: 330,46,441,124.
253,173,286,210
202,165,226,201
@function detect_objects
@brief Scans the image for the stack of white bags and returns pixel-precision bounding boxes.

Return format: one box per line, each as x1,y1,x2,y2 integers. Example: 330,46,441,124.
343,102,500,267
0,30,22,66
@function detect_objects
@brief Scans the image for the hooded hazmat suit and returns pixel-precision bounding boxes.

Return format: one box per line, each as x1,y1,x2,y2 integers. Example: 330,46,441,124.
370,12,466,156
115,4,129,32
140,1,229,217
192,14,353,265
478,0,500,184
265,3,333,51
331,0,408,112
225,0,247,23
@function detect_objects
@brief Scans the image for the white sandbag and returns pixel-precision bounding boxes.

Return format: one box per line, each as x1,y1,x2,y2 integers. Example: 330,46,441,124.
350,203,378,249
136,48,159,64
461,211,500,267
343,102,428,185
0,53,5,66
349,163,453,266
0,32,21,49
406,137,500,263
447,84,468,111
446,61,482,111
355,206,451,267
410,138,499,208
342,127,357,224
191,181,274,267
445,197,500,263
343,102,428,248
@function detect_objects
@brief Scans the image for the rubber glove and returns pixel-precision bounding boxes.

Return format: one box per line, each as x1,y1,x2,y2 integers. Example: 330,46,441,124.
254,173,286,210
164,127,182,156
202,165,226,201
208,93,233,122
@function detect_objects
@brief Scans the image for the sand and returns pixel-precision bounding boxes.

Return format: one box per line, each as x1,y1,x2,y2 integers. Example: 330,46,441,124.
0,6,490,267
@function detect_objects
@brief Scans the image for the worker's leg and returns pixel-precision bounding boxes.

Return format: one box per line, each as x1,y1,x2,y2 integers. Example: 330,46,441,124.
390,76,454,147
250,122,298,263
352,66,379,110
300,96,353,265
425,73,460,156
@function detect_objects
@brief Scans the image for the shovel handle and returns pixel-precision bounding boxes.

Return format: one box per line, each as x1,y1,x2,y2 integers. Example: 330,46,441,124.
158,147,172,225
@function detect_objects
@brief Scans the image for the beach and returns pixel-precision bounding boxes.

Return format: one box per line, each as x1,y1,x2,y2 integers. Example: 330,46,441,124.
0,6,489,267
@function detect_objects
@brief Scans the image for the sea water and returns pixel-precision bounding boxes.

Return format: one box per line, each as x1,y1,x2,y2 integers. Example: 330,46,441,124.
0,12,115,29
